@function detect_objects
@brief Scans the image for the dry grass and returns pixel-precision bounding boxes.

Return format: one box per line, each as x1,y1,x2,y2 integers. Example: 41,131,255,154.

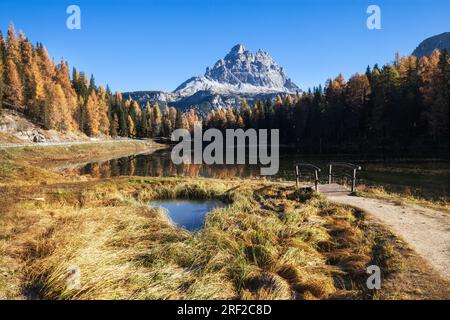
1,144,449,300
0,132,27,144
0,140,166,187
3,177,445,300
2,140,162,167
357,184,450,214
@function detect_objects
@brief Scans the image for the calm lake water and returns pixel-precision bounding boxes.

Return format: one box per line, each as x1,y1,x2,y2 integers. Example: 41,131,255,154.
149,200,224,231
72,149,450,201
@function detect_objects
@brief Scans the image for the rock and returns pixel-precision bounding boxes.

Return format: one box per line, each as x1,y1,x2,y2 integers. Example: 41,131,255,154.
413,32,450,58
32,133,46,143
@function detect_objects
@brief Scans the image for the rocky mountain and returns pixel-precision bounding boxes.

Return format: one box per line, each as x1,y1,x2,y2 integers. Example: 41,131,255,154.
413,32,450,58
123,44,300,113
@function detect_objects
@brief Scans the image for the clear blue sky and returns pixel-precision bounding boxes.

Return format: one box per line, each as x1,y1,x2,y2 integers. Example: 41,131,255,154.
1,0,449,93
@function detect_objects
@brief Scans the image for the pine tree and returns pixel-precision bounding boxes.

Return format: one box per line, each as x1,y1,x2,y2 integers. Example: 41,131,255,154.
111,113,119,137
72,67,79,93
77,72,88,99
116,93,128,137
88,74,96,94
140,108,149,137
175,109,183,130
0,31,5,63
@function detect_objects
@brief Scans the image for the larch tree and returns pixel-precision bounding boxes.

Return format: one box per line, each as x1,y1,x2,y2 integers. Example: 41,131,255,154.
6,23,20,65
4,57,23,107
54,83,72,131
152,102,162,136
97,86,111,135
20,38,35,112
145,102,153,135
169,107,177,132
36,45,55,81
85,90,100,136
0,32,5,108
127,115,136,137
56,60,78,129
30,56,46,123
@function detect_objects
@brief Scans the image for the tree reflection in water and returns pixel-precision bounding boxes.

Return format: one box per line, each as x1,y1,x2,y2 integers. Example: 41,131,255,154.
70,150,264,179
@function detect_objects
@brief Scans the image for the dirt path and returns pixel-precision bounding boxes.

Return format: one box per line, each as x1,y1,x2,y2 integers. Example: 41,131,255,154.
322,185,450,281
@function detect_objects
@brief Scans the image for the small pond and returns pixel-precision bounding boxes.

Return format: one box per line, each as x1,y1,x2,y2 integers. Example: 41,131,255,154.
149,199,225,231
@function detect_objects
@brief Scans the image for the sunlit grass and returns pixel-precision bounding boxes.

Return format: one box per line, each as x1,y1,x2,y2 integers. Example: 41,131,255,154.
357,184,450,214
1,178,405,300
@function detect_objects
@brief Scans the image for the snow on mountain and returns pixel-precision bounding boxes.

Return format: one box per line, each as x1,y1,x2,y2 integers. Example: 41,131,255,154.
124,44,300,113
174,44,299,96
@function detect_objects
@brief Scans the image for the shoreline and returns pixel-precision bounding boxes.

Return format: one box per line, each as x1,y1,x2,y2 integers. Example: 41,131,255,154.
0,141,449,300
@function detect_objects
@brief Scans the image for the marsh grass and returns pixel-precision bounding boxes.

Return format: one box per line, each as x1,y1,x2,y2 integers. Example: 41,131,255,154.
357,184,450,214
0,177,409,300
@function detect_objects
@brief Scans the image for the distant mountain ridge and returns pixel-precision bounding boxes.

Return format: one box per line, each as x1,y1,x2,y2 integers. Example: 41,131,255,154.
412,32,450,58
123,44,300,113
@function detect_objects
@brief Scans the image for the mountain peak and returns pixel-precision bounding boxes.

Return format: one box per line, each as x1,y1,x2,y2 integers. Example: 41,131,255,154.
174,44,299,96
413,32,450,58
229,44,246,55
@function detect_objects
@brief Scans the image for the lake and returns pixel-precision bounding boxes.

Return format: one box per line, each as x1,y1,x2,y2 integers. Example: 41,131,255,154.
149,199,224,231
69,149,450,201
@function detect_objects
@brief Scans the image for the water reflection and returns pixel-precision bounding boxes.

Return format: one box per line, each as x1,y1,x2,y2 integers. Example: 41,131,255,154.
66,149,450,201
75,150,268,180
149,199,224,231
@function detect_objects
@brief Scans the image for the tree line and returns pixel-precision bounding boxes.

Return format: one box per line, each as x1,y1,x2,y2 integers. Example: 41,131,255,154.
1,23,449,153
0,23,199,139
204,50,450,153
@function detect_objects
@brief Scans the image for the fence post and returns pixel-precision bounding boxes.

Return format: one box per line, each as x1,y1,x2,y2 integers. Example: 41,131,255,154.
314,169,319,192
352,168,357,193
328,164,332,184
295,166,299,189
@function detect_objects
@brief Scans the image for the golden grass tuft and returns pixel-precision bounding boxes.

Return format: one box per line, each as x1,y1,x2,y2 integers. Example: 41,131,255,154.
0,177,422,300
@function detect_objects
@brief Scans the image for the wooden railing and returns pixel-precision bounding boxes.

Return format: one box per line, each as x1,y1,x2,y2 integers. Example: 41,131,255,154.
295,163,321,192
328,162,362,193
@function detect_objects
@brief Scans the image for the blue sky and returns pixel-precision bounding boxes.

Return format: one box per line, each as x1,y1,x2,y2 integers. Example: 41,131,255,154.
1,0,449,93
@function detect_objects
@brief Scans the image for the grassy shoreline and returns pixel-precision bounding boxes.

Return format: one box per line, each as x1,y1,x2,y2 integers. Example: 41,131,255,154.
0,143,449,300
355,185,450,214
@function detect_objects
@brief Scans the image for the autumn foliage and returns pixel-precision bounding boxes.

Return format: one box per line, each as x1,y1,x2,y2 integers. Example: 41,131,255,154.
0,23,192,139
